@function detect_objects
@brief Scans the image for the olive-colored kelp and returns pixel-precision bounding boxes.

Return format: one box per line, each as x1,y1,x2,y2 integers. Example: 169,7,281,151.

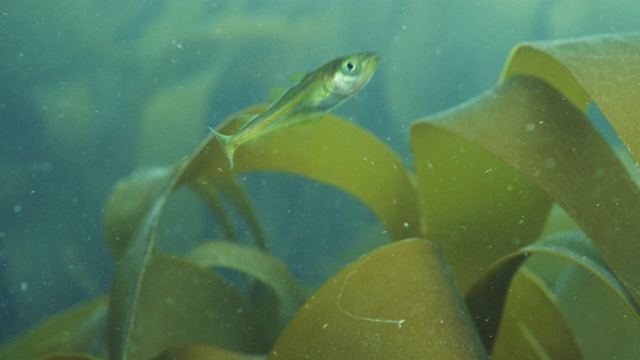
2,33,640,359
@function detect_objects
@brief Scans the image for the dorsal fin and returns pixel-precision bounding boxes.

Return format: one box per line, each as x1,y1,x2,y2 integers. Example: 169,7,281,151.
265,87,287,103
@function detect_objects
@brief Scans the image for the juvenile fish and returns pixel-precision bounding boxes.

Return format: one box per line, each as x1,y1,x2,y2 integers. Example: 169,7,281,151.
210,52,380,168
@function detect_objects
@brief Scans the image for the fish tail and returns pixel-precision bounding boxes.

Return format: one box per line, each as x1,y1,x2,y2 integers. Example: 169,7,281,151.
209,127,237,168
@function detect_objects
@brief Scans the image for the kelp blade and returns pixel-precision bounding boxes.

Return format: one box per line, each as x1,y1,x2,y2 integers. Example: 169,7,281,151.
501,33,640,303
410,78,553,293
185,241,306,321
109,253,268,360
466,231,639,353
491,268,582,359
412,71,640,308
268,239,488,359
190,111,422,241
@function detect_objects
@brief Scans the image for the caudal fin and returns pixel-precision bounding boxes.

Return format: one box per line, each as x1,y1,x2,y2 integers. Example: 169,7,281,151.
209,127,237,168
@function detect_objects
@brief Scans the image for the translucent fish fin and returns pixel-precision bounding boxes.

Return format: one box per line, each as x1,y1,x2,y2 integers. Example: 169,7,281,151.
265,87,287,103
295,113,326,140
287,72,306,83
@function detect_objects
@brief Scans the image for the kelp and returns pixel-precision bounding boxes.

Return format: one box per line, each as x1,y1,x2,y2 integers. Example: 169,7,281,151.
3,33,640,359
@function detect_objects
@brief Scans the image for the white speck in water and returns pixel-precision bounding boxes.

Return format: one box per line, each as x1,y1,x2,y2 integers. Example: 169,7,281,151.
544,158,557,169
525,123,535,132
20,282,28,291
403,222,409,229
322,323,328,329
13,205,21,213
507,184,514,191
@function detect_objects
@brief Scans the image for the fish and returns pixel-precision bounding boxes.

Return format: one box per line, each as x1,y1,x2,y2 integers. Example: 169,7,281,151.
210,52,381,168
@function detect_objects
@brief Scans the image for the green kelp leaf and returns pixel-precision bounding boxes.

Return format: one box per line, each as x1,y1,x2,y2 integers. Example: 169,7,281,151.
267,239,488,359
155,344,266,360
501,33,640,303
185,241,306,321
491,268,582,360
109,252,267,360
0,296,107,360
410,84,552,293
466,231,639,353
104,166,177,259
192,110,422,241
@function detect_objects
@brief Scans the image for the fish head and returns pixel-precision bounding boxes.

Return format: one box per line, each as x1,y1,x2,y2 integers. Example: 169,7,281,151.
325,52,381,97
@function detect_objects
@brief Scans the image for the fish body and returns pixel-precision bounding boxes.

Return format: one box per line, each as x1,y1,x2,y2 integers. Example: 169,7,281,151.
211,52,380,168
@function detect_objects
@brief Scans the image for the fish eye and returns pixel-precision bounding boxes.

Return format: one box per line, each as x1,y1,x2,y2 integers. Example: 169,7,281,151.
342,60,358,74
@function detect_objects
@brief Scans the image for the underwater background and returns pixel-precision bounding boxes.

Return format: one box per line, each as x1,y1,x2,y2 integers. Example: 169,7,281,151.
1,0,640,355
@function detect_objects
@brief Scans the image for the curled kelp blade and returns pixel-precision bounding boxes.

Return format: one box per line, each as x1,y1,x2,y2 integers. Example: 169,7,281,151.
466,231,639,353
500,33,640,303
0,296,108,359
201,110,422,241
268,239,488,359
411,71,640,304
185,241,306,322
490,268,582,359
410,77,556,293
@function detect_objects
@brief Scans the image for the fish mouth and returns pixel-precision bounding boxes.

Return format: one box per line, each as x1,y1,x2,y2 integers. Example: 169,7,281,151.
362,52,381,80
363,52,381,70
